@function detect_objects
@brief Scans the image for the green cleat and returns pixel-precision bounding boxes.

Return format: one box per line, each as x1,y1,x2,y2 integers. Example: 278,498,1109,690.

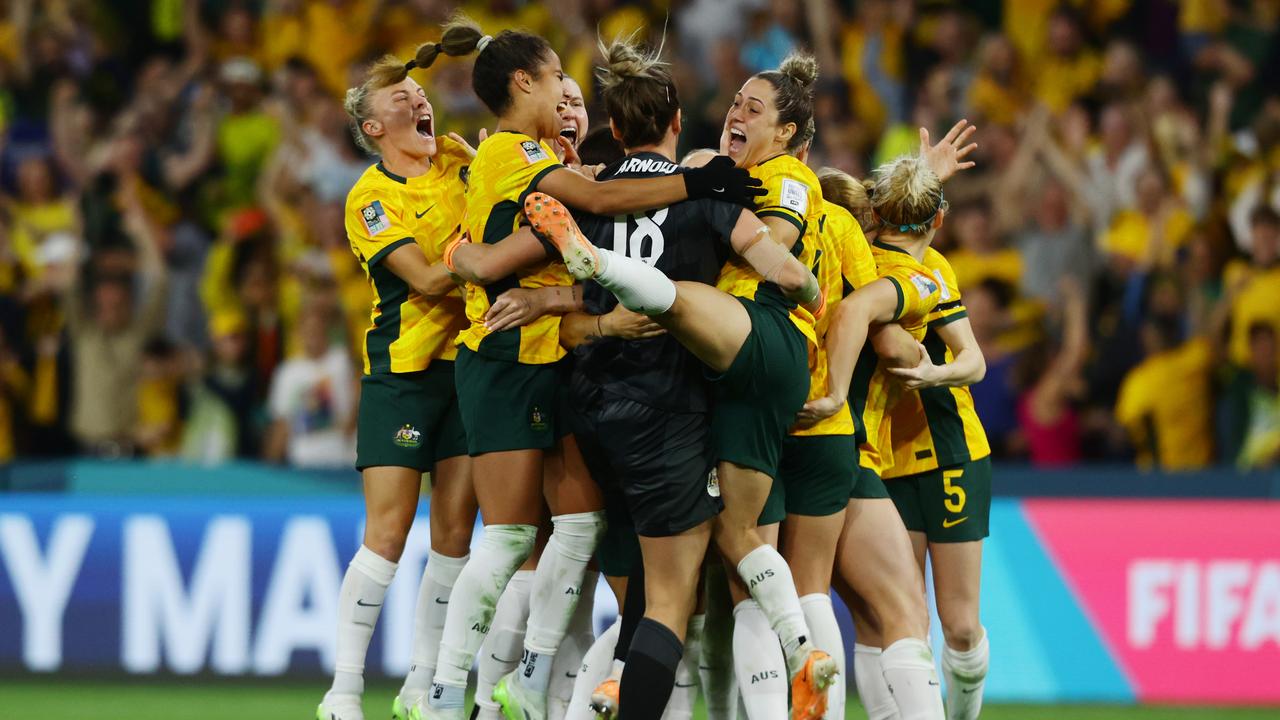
492,671,546,720
392,695,412,720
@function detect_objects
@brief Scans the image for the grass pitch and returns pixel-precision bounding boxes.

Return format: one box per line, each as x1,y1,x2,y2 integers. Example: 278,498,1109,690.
6,678,1276,719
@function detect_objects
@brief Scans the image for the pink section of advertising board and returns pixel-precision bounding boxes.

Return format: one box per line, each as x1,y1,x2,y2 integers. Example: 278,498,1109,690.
1024,499,1280,704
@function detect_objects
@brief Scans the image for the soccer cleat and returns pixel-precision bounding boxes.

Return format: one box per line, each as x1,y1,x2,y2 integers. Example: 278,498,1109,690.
315,696,362,720
409,702,465,720
789,650,839,720
522,192,600,281
492,670,547,720
391,695,413,720
587,678,619,719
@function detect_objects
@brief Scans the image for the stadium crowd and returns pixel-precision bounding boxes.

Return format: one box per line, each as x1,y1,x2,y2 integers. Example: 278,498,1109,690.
0,0,1276,471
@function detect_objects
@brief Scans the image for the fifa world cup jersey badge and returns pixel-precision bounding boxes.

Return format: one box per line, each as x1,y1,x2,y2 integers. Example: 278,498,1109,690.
393,424,422,448
530,406,547,431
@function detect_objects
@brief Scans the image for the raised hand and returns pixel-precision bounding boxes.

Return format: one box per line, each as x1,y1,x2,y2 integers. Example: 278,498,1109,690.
920,119,978,182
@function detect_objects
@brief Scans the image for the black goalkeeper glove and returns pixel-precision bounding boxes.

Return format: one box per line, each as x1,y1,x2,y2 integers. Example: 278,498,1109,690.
682,155,766,207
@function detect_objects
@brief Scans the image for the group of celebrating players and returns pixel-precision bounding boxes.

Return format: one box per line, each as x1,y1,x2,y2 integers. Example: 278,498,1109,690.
318,13,992,720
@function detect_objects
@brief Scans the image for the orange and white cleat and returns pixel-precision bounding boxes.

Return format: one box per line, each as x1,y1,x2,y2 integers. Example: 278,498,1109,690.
587,677,620,719
789,649,839,720
522,192,601,281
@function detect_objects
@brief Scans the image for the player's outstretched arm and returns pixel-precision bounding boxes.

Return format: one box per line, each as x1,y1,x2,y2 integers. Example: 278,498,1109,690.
535,155,764,216
446,226,550,286
727,209,821,311
559,304,666,350
796,279,901,424
382,243,459,299
871,325,925,368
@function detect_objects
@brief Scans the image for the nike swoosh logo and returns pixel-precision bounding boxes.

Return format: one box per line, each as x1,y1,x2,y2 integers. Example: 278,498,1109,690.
490,653,519,664
415,205,436,219
961,688,978,694
929,680,941,686
565,672,578,679
942,517,969,528
355,599,382,607
712,187,724,193
674,682,697,688
435,598,449,605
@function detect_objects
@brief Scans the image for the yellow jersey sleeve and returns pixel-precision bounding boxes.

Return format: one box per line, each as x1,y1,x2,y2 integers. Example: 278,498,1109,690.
880,264,942,328
752,155,821,235
836,211,877,291
346,181,415,266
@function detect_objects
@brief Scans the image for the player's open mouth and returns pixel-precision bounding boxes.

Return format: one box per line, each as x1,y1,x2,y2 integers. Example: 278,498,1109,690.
559,125,578,145
416,114,434,139
727,127,747,154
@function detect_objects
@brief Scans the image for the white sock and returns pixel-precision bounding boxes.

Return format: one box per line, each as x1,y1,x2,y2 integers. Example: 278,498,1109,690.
942,629,988,720
854,644,900,720
475,569,535,717
398,550,469,707
519,512,606,694
735,545,813,676
326,544,397,709
700,566,739,720
662,613,704,720
565,618,621,720
429,524,537,704
801,593,844,719
731,600,788,720
881,638,945,720
594,247,677,315
548,571,598,719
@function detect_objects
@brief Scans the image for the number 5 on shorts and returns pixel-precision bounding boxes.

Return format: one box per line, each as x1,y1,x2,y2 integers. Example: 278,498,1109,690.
942,468,966,513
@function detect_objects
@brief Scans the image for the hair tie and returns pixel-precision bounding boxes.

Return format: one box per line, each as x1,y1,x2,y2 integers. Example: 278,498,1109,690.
476,35,494,53
404,59,418,72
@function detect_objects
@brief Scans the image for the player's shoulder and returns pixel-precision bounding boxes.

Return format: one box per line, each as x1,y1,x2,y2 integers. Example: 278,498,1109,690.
476,130,555,168
753,154,821,218
347,163,396,204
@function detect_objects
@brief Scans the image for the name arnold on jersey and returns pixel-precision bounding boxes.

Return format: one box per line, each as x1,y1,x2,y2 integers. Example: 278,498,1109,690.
615,157,680,176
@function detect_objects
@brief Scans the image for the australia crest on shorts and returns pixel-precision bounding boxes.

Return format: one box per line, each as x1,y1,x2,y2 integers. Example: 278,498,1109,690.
530,405,548,431
393,424,422,448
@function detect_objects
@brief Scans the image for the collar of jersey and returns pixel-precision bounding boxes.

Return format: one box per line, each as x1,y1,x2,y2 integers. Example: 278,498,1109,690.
376,160,439,187
872,239,912,256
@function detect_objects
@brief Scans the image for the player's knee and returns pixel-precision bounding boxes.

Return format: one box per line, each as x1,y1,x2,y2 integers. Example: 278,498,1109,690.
940,612,983,651
479,523,539,565
363,513,414,561
550,511,607,561
432,523,473,558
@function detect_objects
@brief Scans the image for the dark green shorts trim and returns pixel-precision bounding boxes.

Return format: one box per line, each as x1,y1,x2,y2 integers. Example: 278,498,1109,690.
777,434,858,516
711,298,810,479
356,362,466,472
455,347,570,455
758,477,785,526
886,456,992,543
850,465,890,499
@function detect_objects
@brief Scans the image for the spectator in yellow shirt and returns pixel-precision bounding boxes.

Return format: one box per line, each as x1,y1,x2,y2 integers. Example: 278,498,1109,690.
946,198,1023,290
1101,167,1195,267
1115,314,1214,470
1226,206,1280,366
1033,7,1102,113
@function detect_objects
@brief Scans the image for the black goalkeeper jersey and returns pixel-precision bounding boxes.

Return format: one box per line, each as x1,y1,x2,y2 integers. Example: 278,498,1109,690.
573,152,743,413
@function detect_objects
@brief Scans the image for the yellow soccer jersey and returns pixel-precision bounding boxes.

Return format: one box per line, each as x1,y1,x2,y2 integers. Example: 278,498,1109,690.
344,138,472,375
794,201,878,438
456,131,572,364
715,154,822,346
852,241,945,475
882,248,992,479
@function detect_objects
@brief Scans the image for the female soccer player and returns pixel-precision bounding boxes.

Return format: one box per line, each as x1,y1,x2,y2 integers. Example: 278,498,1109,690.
319,55,478,720
523,53,841,720
879,226,992,720
800,153,963,720
409,17,763,720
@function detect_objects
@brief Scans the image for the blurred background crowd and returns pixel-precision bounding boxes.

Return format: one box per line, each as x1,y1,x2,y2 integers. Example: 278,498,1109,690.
0,0,1276,472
